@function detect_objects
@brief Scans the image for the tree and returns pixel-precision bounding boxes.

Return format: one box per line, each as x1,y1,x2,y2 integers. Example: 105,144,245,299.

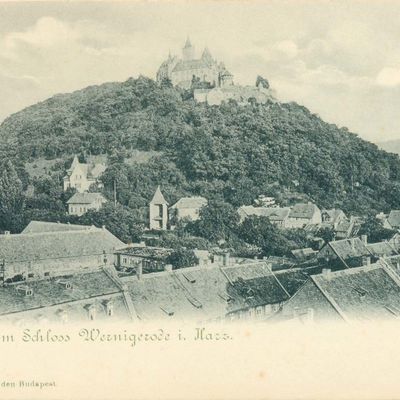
166,247,198,269
187,200,240,242
76,203,144,243
318,226,336,243
0,160,25,232
358,216,395,243
237,216,293,257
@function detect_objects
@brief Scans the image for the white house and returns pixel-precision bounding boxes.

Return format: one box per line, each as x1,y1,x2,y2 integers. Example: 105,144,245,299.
63,156,106,193
67,192,107,216
169,196,208,223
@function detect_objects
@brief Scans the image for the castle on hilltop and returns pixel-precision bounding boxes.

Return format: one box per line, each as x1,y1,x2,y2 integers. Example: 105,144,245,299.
157,38,275,106
156,37,233,90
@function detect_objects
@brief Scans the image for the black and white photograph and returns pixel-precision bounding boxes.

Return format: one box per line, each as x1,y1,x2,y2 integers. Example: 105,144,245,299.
1,1,400,399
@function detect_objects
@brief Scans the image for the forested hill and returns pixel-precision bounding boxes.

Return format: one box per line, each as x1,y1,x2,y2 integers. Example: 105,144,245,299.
1,75,400,215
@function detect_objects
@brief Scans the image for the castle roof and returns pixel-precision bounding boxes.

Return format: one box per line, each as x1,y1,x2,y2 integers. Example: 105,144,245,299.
150,186,168,205
183,37,192,48
172,59,211,72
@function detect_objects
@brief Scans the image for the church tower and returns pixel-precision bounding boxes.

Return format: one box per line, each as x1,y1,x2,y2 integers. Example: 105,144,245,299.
149,186,169,230
182,37,195,61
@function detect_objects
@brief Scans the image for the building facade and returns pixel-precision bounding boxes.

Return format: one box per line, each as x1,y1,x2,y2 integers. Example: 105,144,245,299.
0,225,124,283
156,38,232,89
67,192,107,216
63,156,105,193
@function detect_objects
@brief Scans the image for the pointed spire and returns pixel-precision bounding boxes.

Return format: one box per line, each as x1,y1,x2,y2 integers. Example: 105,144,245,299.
184,36,192,49
150,186,168,205
201,47,212,60
69,155,80,171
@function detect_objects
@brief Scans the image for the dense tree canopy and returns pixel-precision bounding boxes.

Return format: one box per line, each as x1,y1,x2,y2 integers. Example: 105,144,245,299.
1,76,399,218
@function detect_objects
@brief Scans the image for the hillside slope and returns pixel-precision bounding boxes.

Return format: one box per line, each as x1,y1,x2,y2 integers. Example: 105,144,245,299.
377,140,400,155
1,76,400,215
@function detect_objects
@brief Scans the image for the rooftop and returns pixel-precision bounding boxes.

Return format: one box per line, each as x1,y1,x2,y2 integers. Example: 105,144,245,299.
116,246,173,260
150,186,168,205
289,203,320,219
22,221,95,234
67,192,107,205
0,229,124,264
327,238,371,259
170,196,207,209
311,264,400,320
123,262,315,321
0,268,126,317
238,206,290,221
366,242,398,258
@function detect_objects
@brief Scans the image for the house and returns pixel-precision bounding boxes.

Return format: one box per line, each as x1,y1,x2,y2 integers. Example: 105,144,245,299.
291,248,318,262
67,192,107,216
121,261,316,322
0,267,135,324
321,209,347,229
317,236,373,269
237,206,291,227
22,220,94,234
149,186,168,230
389,233,400,252
0,226,125,283
366,241,399,258
115,245,174,275
169,196,207,223
287,203,321,228
279,263,400,322
63,155,106,193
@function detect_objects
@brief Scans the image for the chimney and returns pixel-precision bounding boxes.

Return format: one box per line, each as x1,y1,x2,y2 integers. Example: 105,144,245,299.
164,264,173,272
136,264,143,280
361,234,368,245
322,268,332,280
223,252,230,267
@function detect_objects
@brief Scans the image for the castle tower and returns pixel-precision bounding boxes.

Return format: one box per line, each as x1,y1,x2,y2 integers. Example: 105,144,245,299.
201,47,213,63
149,186,169,230
182,37,195,61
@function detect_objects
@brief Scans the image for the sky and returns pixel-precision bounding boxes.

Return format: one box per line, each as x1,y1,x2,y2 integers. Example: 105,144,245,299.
0,0,400,143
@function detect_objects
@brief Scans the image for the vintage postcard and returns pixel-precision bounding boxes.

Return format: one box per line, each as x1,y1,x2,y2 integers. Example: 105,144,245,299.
0,0,400,399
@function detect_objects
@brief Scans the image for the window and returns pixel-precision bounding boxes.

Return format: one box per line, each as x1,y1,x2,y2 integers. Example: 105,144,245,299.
28,273,34,279
158,204,164,217
44,272,50,277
